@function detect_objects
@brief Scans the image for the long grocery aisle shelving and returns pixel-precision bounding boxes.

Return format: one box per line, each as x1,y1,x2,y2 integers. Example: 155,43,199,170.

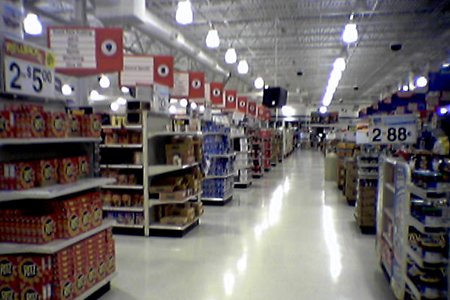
101,150,395,300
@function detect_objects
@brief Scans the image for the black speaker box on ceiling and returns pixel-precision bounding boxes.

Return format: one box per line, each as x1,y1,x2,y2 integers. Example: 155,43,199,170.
262,87,288,108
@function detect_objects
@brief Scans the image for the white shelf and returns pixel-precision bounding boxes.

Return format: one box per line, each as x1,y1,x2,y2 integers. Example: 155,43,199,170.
207,153,235,158
102,124,142,130
150,191,202,206
231,135,246,139
103,206,144,212
407,246,448,268
0,178,115,202
205,173,234,179
203,132,229,136
202,193,233,202
0,220,115,255
100,164,143,169
384,207,394,221
149,216,200,231
99,144,142,149
382,232,393,249
101,184,144,190
75,272,117,300
407,183,450,199
408,216,447,233
113,223,144,229
358,163,378,168
149,131,202,138
0,137,101,145
148,163,199,177
405,277,421,300
385,182,395,193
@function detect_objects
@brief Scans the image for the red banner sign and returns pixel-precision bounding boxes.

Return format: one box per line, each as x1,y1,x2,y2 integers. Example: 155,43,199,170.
189,72,205,99
154,56,174,87
225,90,237,109
237,96,248,113
248,101,257,116
210,82,224,106
264,107,272,121
48,27,123,76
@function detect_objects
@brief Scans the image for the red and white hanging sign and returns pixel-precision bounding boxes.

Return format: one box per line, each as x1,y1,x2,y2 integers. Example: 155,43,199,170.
225,90,237,109
48,27,123,76
204,83,211,103
210,82,224,106
248,101,257,116
264,107,272,121
172,71,189,98
237,96,248,113
120,55,153,86
154,56,174,87
189,72,205,99
257,105,265,119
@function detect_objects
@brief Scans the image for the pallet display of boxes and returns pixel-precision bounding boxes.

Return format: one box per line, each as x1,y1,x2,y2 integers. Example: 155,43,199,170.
0,229,115,300
336,143,355,190
344,158,357,204
355,185,377,228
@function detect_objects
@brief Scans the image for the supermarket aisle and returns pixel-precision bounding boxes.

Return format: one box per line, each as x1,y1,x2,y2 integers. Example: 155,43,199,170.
101,150,395,300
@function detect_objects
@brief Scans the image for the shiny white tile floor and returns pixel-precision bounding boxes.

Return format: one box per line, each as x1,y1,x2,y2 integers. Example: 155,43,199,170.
101,150,395,300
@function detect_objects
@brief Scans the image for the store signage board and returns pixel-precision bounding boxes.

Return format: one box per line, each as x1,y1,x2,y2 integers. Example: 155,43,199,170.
48,27,123,76
120,55,154,86
1,0,24,39
3,38,56,99
172,72,189,98
188,72,205,99
367,114,418,144
152,84,170,113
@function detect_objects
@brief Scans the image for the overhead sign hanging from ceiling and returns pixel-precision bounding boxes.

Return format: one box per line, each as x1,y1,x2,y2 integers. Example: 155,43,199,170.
3,38,56,99
172,71,189,98
225,90,237,109
366,114,418,144
188,71,205,100
210,82,224,106
120,55,174,87
237,96,248,113
48,27,123,76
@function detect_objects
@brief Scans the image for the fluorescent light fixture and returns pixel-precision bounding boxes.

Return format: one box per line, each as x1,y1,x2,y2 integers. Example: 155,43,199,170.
225,48,237,64
179,98,188,108
333,58,346,72
199,105,205,113
415,76,428,88
281,105,295,117
99,75,110,89
264,85,269,89
342,23,358,44
206,29,220,48
319,106,328,114
110,102,119,112
89,90,105,101
24,13,42,35
402,85,409,91
116,97,127,105
169,105,177,114
190,102,198,110
237,60,249,74
121,86,130,94
254,77,264,89
322,94,333,107
176,0,193,25
61,84,72,96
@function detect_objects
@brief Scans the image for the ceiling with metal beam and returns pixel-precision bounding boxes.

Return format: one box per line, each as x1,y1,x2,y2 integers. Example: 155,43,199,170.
23,0,450,112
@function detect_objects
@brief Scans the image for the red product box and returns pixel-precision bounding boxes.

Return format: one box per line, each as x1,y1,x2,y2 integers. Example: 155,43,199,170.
17,255,52,285
53,277,75,300
0,163,6,190
18,215,56,244
20,282,52,300
90,192,103,228
3,162,35,190
52,248,73,278
0,282,20,300
67,114,82,137
78,194,92,232
45,112,68,138
35,159,58,187
81,114,101,137
54,200,81,239
58,157,78,184
73,268,87,297
0,256,17,283
0,111,15,138
30,110,46,138
77,156,90,179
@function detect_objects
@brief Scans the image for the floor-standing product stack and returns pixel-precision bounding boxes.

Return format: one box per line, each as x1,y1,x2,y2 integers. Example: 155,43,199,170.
283,128,295,158
336,142,355,190
249,128,263,178
201,121,235,205
271,129,282,166
344,157,357,205
100,114,146,231
232,128,252,188
0,102,116,299
378,155,450,300
354,151,379,232
260,129,272,172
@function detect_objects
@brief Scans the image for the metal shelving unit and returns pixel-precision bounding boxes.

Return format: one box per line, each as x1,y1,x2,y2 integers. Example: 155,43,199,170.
233,131,253,189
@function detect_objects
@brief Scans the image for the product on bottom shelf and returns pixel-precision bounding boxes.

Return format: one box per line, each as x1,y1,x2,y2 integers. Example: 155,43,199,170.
154,202,204,226
0,229,115,300
344,158,357,203
202,177,234,199
355,183,377,227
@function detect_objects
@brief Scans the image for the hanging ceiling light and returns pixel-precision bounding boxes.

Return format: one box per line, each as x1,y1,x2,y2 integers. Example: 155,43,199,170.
206,28,220,48
190,102,198,110
319,106,328,114
225,48,237,64
23,13,43,35
121,86,130,94
342,23,358,44
61,84,72,96
110,102,119,112
415,76,428,88
254,77,264,89
116,97,127,105
281,105,295,117
169,105,177,114
199,105,205,113
99,75,110,89
237,60,249,74
179,98,188,108
402,85,409,91
176,0,193,25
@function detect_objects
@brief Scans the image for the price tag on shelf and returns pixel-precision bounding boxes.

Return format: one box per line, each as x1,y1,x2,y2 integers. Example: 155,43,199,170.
3,38,55,99
367,114,418,144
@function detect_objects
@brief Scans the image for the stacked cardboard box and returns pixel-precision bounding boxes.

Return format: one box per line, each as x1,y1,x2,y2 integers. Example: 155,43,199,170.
344,158,357,203
355,186,377,227
165,137,196,165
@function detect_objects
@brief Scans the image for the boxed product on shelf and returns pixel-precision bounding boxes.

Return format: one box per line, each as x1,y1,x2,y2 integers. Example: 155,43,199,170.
58,157,79,184
81,114,102,138
0,111,15,138
0,161,36,190
36,159,59,187
45,112,67,138
102,191,144,208
77,156,90,179
165,137,196,165
67,114,82,137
